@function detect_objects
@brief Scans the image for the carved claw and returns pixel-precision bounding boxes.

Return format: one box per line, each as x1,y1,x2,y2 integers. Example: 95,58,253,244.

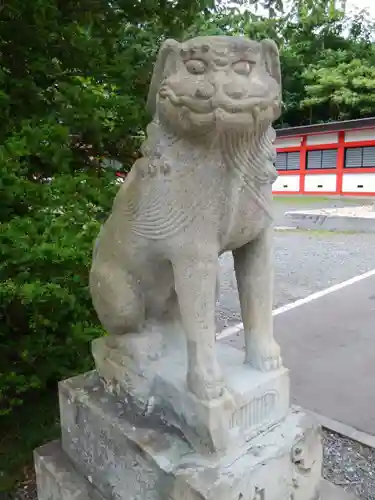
148,163,158,177
187,365,225,400
160,162,171,175
245,338,282,372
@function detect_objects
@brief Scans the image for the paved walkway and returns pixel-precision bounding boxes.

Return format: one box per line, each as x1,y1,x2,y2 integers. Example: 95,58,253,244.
220,273,375,440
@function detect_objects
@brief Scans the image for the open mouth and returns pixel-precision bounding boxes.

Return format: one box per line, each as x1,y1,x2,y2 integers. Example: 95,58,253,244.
159,87,213,114
159,87,275,116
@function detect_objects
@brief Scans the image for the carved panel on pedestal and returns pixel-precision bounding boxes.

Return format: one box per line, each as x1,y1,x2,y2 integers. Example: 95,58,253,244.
253,486,265,500
230,391,277,430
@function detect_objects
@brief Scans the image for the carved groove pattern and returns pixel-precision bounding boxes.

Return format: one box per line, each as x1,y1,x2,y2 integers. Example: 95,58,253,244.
221,123,277,219
122,185,198,240
121,126,216,240
230,391,277,429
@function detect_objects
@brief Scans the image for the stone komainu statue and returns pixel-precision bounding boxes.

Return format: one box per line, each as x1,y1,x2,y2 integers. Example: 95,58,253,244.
90,36,282,402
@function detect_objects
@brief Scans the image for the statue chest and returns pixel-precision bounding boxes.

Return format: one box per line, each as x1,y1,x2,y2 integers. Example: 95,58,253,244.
219,178,272,251
121,164,272,248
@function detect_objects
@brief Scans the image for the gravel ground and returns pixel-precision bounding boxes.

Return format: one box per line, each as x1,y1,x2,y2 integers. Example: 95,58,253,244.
216,198,375,331
216,229,375,331
324,429,375,500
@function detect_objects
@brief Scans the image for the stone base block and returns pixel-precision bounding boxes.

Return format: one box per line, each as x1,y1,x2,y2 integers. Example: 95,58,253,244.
59,371,321,500
34,441,357,500
34,440,104,500
92,333,290,452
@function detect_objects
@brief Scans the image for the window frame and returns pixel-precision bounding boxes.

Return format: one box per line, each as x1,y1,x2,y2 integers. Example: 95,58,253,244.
306,148,338,170
275,151,300,171
344,146,375,169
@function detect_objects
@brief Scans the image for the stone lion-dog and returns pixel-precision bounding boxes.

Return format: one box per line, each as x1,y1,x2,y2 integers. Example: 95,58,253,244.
90,35,282,402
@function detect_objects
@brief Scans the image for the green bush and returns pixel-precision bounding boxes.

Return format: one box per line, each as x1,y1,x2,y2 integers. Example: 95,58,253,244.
0,0,139,416
0,170,118,415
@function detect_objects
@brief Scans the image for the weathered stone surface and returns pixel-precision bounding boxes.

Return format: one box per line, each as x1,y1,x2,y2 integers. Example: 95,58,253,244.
58,371,321,500
35,440,358,500
34,440,104,500
59,371,186,500
92,334,290,453
89,35,283,409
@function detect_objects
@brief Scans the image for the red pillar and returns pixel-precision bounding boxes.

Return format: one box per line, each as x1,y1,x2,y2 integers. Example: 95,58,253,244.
299,135,307,194
336,131,345,195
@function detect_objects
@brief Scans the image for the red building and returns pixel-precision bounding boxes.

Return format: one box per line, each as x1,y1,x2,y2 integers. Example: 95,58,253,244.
273,117,375,196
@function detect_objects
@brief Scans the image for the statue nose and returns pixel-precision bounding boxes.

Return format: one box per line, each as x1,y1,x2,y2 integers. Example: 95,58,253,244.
224,86,245,100
195,83,215,100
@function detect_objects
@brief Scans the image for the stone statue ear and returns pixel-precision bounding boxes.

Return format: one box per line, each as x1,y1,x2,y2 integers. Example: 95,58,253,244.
261,39,281,88
147,39,180,117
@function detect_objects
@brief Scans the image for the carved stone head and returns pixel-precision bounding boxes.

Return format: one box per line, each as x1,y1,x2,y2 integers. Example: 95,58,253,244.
147,36,282,136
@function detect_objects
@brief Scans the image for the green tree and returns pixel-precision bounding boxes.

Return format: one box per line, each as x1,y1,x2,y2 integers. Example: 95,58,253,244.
301,49,375,121
275,3,375,125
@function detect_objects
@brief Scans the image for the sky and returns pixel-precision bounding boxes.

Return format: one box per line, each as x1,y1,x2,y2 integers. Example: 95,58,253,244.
232,0,375,18
347,0,374,16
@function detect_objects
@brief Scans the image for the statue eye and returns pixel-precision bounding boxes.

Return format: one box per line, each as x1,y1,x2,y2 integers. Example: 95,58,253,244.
232,61,252,76
185,59,207,75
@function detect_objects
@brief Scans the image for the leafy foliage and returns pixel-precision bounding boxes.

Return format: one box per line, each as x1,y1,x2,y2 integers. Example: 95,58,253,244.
301,50,375,121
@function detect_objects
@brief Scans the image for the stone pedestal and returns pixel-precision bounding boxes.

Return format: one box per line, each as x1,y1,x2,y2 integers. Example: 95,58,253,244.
92,333,290,454
35,337,331,500
34,337,358,500
36,370,323,500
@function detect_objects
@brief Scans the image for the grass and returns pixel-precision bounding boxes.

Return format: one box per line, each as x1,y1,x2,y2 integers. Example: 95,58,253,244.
273,195,332,204
273,195,374,205
0,390,60,494
275,227,360,235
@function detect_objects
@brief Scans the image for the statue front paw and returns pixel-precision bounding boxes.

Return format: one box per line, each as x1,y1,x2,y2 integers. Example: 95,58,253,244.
245,338,282,371
187,361,225,401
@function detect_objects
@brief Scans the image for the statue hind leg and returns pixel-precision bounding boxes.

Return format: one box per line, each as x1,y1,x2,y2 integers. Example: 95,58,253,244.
89,262,145,335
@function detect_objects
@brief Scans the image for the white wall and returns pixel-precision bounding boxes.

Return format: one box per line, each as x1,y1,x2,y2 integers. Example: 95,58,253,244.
306,133,338,145
342,173,375,193
273,175,300,192
304,174,337,192
275,137,302,148
345,129,375,142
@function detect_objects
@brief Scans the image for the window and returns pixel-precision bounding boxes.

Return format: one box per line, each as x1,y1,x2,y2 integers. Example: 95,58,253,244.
275,151,300,171
345,146,375,168
306,149,337,170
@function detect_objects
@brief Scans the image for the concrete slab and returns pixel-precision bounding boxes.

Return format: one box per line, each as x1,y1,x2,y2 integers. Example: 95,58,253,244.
321,480,357,500
308,410,375,450
221,274,375,439
285,205,375,233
